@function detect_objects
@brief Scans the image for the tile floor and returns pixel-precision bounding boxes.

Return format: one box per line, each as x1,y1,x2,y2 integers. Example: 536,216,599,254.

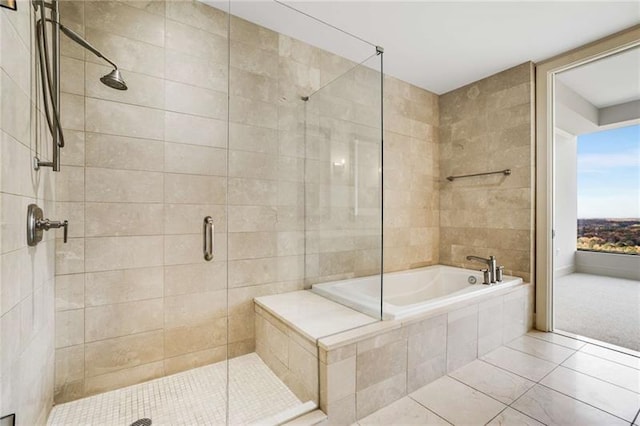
358,331,640,425
47,353,304,425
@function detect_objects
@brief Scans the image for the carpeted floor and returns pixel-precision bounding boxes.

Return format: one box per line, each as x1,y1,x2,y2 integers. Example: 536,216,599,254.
555,273,640,351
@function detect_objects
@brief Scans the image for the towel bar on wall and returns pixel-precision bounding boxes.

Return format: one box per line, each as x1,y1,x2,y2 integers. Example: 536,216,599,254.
446,169,511,182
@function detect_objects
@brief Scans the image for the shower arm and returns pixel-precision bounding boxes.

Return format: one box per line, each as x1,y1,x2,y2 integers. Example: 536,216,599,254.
44,18,120,70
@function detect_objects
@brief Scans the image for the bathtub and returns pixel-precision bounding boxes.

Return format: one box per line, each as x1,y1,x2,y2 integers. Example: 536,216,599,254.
311,265,523,320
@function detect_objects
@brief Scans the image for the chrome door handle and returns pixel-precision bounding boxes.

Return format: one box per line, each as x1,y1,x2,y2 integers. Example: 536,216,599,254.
203,216,214,261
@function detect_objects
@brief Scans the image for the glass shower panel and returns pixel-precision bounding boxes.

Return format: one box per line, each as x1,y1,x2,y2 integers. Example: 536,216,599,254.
304,53,384,319
226,1,381,423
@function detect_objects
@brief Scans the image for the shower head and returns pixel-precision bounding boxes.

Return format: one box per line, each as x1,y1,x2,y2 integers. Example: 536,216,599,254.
100,69,127,91
54,19,128,90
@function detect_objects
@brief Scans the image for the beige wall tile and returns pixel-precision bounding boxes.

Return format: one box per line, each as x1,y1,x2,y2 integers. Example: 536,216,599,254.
85,27,165,78
164,111,227,148
165,49,227,92
56,238,85,275
165,81,228,120
84,330,164,377
165,19,227,63
447,304,479,372
55,274,85,311
228,232,277,260
85,267,164,306
55,345,84,396
164,290,227,329
164,204,227,235
56,165,85,203
164,346,227,376
55,309,84,348
61,56,85,96
356,339,407,391
164,318,227,358
85,98,164,140
164,262,227,296
479,297,504,356
85,133,164,172
229,122,278,154
164,173,226,204
85,236,164,272
228,177,278,206
356,373,406,420
85,1,165,46
164,142,227,176
85,203,163,237
228,257,277,288
407,314,447,392
85,298,163,342
84,361,165,396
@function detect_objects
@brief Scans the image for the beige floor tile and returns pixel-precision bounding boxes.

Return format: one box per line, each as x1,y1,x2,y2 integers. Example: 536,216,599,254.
481,346,556,381
449,359,535,404
506,335,576,363
540,366,640,422
563,351,640,393
512,385,628,426
486,408,544,426
358,397,450,425
580,343,640,370
409,376,506,425
526,330,585,350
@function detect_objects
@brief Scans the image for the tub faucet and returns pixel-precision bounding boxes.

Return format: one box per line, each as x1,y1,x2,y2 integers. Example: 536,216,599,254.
466,255,497,284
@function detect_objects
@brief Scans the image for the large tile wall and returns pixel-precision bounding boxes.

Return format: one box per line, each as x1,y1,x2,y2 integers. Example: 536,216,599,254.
54,0,440,402
54,0,233,403
0,1,57,424
438,62,535,282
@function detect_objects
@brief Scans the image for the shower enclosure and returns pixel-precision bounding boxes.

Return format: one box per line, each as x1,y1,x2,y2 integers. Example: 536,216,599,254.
47,0,383,423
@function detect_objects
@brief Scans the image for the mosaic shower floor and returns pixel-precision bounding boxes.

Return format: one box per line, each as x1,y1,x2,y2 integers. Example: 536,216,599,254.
47,353,303,426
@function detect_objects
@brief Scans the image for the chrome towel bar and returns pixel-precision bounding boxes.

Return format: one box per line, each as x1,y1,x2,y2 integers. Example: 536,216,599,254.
446,169,511,182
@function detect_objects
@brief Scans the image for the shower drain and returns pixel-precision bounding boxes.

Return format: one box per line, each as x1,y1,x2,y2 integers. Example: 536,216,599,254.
130,419,152,426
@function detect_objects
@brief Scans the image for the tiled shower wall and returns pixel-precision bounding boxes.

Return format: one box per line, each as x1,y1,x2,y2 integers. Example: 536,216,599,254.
1,1,56,424
54,0,440,402
439,63,535,282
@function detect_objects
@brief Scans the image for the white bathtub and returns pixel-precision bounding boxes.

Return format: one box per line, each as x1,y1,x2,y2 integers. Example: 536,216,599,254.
311,265,523,320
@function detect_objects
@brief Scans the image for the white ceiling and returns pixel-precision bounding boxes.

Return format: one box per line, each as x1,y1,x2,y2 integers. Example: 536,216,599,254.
556,47,640,108
226,1,640,94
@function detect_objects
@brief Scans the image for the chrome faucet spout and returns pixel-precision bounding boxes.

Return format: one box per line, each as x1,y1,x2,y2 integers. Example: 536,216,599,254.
466,255,497,284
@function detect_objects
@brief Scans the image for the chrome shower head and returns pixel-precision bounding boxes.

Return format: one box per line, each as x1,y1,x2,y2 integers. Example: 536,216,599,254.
55,19,128,91
100,69,127,91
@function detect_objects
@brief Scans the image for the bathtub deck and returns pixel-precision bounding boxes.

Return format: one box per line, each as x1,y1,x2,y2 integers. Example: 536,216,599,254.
255,290,377,340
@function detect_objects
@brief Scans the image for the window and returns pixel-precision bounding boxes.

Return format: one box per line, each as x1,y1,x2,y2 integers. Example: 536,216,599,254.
576,124,640,255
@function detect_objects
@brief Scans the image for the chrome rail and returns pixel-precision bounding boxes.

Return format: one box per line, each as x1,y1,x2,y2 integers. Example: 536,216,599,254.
446,169,511,182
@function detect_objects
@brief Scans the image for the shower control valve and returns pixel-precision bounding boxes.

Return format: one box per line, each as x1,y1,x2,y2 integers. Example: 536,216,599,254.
27,204,68,246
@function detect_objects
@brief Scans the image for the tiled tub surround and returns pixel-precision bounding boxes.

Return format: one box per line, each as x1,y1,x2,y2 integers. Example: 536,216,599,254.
255,282,534,425
255,291,377,405
54,0,440,403
439,62,535,282
358,332,640,426
1,0,57,424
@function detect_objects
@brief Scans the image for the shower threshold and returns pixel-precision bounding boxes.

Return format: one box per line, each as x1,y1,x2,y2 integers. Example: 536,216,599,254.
47,353,310,425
